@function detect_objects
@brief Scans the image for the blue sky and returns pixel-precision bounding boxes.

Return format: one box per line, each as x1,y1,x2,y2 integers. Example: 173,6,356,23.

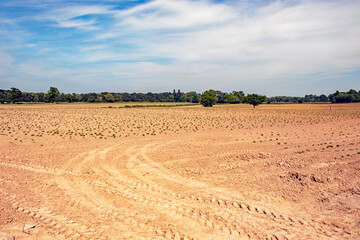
0,0,359,96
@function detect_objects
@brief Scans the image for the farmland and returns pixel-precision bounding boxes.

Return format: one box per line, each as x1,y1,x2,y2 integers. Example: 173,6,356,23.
0,103,359,239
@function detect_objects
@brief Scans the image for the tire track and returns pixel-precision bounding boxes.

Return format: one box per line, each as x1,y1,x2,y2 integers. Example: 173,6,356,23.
0,162,74,176
119,143,346,238
79,178,255,239
58,144,270,239
1,141,351,239
0,190,96,240
54,175,198,240
89,143,346,239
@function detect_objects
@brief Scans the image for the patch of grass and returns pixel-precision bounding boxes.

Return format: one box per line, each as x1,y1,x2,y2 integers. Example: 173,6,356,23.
106,104,198,109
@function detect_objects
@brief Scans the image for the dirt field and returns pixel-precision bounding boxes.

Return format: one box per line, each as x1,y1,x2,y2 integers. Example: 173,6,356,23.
0,103,359,240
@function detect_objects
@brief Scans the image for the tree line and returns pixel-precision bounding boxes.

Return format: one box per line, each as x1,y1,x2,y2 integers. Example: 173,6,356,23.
0,88,201,104
266,89,360,104
0,87,359,106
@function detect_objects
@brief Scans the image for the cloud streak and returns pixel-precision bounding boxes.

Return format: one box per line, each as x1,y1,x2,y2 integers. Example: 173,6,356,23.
113,0,360,67
40,5,113,29
116,0,236,30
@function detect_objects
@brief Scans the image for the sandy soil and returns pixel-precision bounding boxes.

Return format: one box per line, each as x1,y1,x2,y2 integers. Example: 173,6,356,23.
0,103,359,240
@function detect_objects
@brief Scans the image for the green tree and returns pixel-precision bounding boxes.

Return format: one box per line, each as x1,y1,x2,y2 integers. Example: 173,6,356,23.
0,90,9,103
145,92,156,102
10,87,22,103
21,92,34,102
37,92,45,102
319,94,329,102
224,93,238,104
64,93,73,103
215,91,226,103
180,91,201,103
32,93,39,102
104,93,115,102
113,93,122,102
188,91,201,103
47,87,60,103
200,90,218,107
87,96,96,102
245,94,266,108
166,94,175,102
233,91,245,103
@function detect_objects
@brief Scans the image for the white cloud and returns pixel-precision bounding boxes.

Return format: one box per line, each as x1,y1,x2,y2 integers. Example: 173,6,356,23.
116,0,236,30
41,5,113,29
25,43,36,47
109,0,360,78
57,19,98,30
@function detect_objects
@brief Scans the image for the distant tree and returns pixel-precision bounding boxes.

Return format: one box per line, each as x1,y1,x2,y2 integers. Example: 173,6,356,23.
188,91,201,103
328,90,339,103
98,92,106,102
121,93,131,102
31,93,39,102
173,89,176,100
0,89,11,103
180,94,190,102
104,93,115,102
268,96,275,103
87,95,96,102
22,92,34,102
328,89,360,103
74,93,82,102
113,93,122,102
166,94,175,102
130,93,138,102
200,90,218,107
10,87,22,103
267,96,305,103
47,87,60,103
304,94,319,102
145,92,156,102
334,94,353,103
177,89,183,102
319,94,329,102
224,93,239,104
37,92,45,102
64,93,73,103
215,91,226,103
80,94,87,102
157,92,167,102
137,93,146,102
233,91,245,103
5,88,359,105
59,93,66,102
348,89,357,95
180,91,200,103
174,89,183,102
245,94,266,108
347,89,360,102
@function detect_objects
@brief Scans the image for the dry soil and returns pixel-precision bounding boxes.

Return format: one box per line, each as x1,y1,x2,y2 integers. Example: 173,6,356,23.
0,103,359,239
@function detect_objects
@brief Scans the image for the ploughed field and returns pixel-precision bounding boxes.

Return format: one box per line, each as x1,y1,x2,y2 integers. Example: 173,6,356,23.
0,103,359,240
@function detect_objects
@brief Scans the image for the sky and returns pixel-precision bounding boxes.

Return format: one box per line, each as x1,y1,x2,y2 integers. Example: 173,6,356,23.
0,0,359,96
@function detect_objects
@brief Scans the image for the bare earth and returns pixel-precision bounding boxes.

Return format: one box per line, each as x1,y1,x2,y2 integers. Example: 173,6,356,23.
0,103,359,240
